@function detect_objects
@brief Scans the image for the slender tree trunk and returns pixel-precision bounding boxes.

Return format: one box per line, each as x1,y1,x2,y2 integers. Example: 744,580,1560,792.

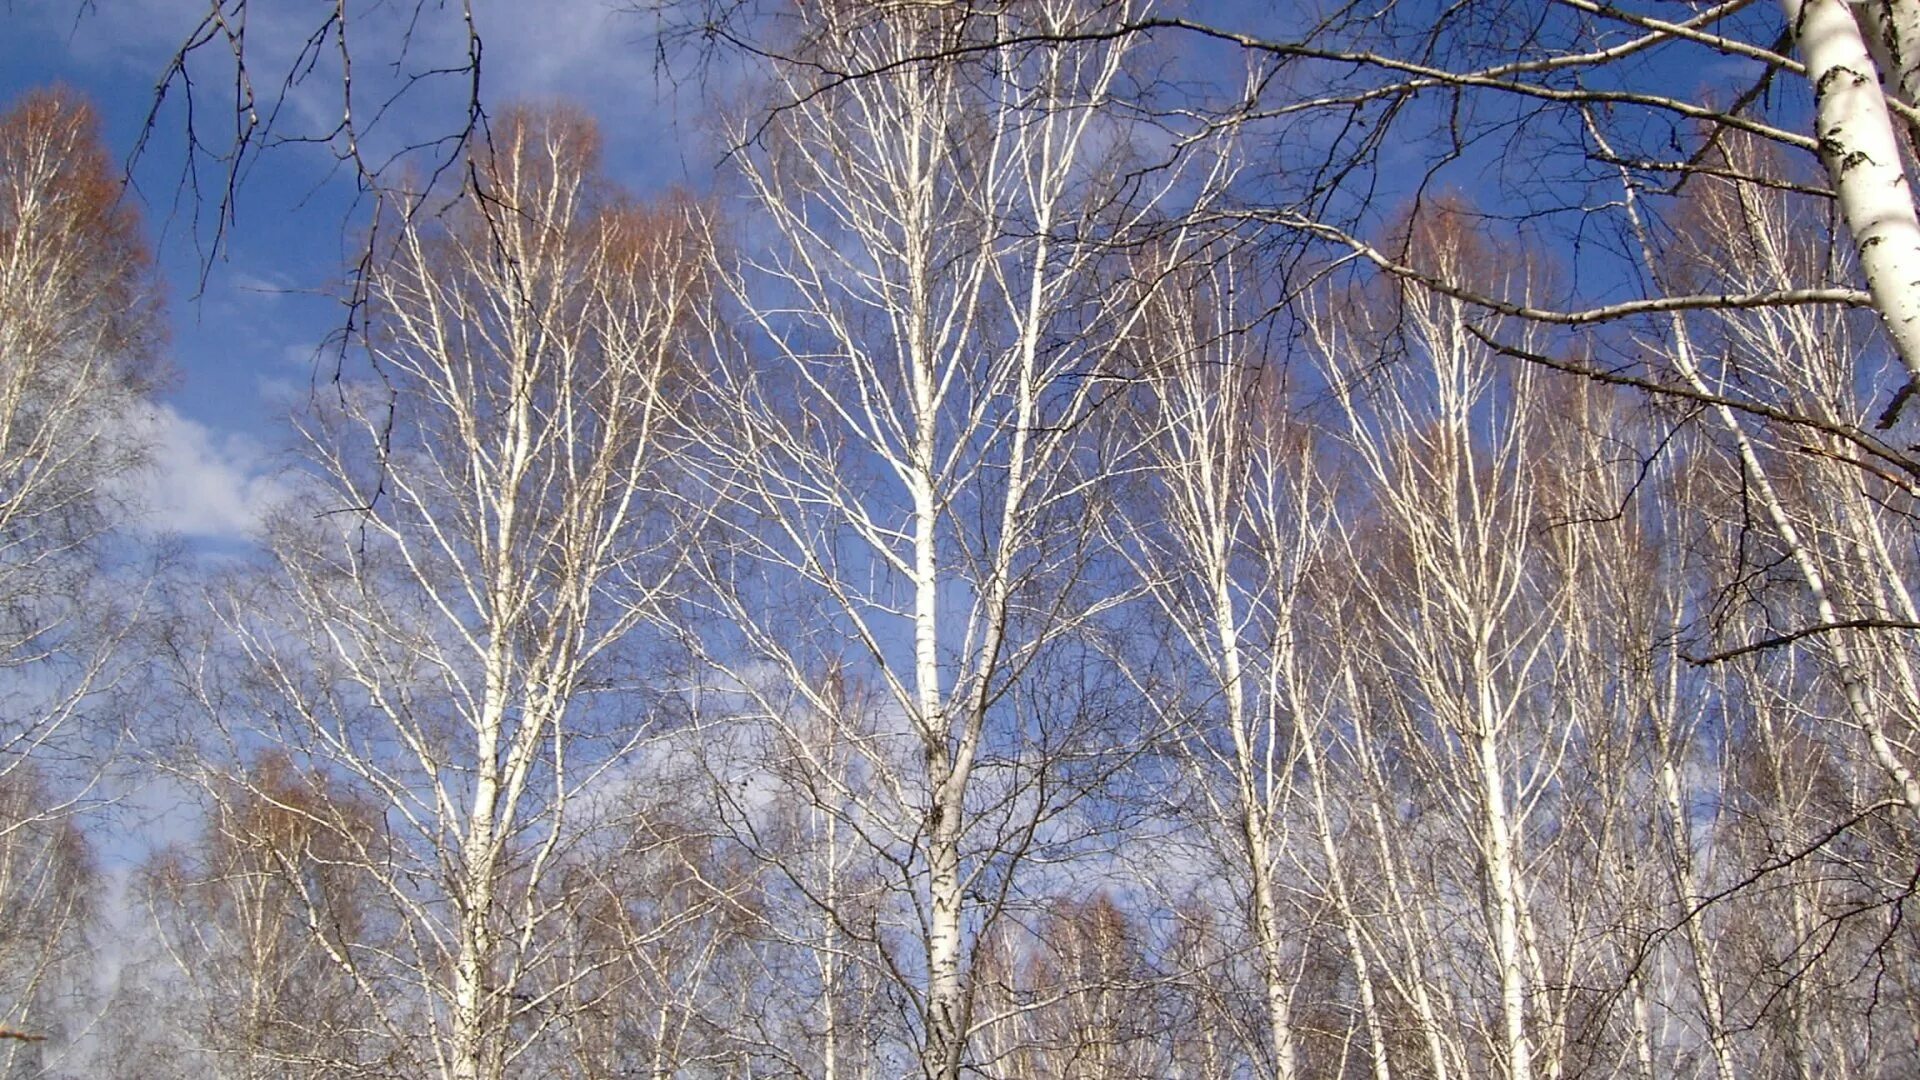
1303,729,1392,1080
821,784,841,1080
1209,547,1300,1080
1474,703,1534,1080
1242,816,1298,1080
452,698,502,1080
651,1000,673,1080
924,768,966,1080
1344,664,1456,1080
1628,974,1657,1080
1598,112,1920,825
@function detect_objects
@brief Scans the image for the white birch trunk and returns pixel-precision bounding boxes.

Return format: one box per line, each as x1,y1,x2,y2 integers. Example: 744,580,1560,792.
1239,728,1300,1080
1853,0,1920,112
450,688,504,1080
1204,447,1301,1080
1303,730,1393,1080
1784,0,1920,379
1474,708,1534,1080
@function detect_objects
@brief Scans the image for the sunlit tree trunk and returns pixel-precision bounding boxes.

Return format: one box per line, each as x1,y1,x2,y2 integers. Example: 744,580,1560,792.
1784,0,1920,380
1110,249,1310,1079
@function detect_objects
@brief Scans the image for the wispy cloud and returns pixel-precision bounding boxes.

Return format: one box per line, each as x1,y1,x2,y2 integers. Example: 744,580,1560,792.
118,402,285,541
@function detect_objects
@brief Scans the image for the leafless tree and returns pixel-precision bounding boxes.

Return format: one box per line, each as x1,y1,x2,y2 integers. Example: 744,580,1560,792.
191,103,708,1080
674,2,1236,1074
138,754,388,1079
0,85,163,790
1300,206,1611,1080
1099,243,1339,1080
0,84,164,1069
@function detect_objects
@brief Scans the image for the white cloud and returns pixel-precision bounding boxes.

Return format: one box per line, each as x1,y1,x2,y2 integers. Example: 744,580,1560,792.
119,402,285,541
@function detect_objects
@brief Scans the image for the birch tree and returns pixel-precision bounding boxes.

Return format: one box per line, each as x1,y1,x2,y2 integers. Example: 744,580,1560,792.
0,84,162,803
1307,210,1583,1080
139,754,386,1079
1102,246,1338,1080
681,2,1225,1074
203,104,707,1080
0,84,162,1063
1645,133,1920,1074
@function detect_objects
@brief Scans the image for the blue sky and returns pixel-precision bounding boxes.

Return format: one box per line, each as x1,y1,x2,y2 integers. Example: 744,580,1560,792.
0,0,1764,550
0,0,727,545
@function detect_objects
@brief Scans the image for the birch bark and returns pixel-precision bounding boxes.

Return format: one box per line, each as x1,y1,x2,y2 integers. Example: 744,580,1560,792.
1785,0,1920,379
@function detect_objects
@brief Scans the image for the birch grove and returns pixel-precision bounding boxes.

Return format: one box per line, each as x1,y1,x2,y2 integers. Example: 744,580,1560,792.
11,0,1920,1075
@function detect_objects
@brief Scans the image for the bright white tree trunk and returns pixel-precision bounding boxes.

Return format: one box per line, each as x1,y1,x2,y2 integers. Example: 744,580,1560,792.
1474,696,1534,1080
1785,0,1920,379
1852,0,1920,113
1302,729,1392,1080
